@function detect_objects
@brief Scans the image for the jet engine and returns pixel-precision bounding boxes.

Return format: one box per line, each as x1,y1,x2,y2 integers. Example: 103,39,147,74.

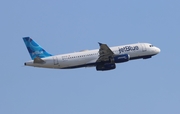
96,63,116,71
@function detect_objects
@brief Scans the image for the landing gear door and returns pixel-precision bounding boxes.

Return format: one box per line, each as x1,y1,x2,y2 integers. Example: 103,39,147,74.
141,44,147,52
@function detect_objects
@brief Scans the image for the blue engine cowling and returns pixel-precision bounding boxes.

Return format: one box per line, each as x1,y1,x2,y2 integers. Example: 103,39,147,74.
114,54,130,63
96,63,116,71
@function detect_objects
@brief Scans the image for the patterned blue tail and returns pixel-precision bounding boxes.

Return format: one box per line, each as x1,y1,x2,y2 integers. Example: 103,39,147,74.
23,37,52,60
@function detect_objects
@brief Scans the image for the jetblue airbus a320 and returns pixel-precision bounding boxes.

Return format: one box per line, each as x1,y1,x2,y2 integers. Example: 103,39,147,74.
23,37,160,71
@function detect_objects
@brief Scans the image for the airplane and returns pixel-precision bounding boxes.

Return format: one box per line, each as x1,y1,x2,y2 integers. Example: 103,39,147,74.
23,37,160,71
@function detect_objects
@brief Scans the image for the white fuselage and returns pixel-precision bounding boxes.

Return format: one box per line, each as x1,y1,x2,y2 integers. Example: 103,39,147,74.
24,43,160,69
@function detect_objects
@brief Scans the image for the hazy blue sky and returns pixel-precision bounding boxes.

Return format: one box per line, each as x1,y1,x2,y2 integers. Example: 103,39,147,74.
1,0,180,114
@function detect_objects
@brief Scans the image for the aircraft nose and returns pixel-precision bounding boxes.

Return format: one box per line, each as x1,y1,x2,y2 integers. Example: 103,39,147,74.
155,47,161,54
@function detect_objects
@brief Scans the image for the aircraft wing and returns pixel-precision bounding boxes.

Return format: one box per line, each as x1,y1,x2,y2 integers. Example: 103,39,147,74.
96,43,115,62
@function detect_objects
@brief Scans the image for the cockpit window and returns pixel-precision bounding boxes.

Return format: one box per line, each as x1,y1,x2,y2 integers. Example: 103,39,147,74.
149,45,154,47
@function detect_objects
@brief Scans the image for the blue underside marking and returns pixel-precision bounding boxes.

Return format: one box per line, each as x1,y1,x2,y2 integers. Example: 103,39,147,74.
62,54,156,69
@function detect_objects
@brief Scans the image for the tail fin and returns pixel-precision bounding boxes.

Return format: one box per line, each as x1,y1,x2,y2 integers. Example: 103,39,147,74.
23,37,52,60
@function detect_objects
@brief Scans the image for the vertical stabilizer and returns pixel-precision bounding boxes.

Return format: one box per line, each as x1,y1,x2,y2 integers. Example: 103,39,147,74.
23,37,52,60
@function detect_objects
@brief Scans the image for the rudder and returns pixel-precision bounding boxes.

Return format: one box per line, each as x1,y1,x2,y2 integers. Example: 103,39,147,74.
23,37,52,60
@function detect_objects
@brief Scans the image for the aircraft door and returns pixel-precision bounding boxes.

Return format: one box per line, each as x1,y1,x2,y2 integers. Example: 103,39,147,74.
53,56,59,65
141,44,147,52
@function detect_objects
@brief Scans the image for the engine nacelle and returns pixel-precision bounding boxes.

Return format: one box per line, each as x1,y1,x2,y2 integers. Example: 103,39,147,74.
96,63,116,71
114,54,130,63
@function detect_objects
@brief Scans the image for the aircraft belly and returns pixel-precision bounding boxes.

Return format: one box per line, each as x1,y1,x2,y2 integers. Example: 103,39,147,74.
60,57,96,68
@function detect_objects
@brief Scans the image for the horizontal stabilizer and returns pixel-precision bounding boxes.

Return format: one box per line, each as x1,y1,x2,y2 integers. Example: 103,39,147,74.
33,57,45,64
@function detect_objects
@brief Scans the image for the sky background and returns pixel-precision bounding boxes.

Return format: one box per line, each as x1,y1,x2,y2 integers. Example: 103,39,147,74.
0,0,180,114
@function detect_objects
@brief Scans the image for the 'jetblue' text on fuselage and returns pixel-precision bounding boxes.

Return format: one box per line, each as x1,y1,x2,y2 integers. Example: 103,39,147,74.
119,46,139,53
